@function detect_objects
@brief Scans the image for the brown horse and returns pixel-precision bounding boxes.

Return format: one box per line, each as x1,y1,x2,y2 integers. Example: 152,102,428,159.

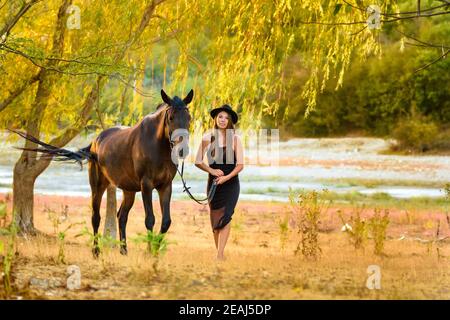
13,89,193,256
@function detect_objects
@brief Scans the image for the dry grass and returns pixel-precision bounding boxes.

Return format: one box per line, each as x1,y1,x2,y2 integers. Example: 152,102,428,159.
1,194,449,300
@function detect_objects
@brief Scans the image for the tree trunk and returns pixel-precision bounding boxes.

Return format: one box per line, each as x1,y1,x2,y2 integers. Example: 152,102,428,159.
10,0,72,235
10,0,162,235
12,159,39,235
103,186,117,239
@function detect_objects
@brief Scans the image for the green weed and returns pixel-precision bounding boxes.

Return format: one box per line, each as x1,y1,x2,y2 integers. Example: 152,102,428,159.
368,209,390,256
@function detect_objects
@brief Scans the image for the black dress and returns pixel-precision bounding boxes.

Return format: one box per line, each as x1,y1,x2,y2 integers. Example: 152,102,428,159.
206,138,240,231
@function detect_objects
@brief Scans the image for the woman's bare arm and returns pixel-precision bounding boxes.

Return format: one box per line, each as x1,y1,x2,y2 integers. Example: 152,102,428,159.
195,133,224,176
226,135,244,178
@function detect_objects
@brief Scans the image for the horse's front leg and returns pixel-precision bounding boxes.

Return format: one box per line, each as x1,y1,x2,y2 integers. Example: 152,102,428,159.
117,191,136,255
141,179,155,232
157,182,172,234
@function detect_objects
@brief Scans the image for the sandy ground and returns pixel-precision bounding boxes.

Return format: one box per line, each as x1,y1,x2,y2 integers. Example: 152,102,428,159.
1,193,449,300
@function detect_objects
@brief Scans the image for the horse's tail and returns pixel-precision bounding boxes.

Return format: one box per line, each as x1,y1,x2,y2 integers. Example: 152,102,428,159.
9,129,96,168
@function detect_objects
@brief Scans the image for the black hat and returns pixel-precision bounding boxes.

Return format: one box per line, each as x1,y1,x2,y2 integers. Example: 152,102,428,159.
210,104,238,124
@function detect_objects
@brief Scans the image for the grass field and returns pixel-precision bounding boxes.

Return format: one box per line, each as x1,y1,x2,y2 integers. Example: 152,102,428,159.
1,193,449,300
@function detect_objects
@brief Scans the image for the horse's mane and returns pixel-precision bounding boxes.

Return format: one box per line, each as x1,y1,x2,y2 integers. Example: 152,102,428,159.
146,100,183,121
155,103,168,111
140,103,169,125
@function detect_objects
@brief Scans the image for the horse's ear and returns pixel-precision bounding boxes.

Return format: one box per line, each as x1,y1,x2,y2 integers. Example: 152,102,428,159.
183,89,194,105
161,89,172,105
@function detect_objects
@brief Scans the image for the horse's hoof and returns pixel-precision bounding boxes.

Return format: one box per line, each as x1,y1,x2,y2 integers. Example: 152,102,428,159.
160,225,170,234
120,247,128,255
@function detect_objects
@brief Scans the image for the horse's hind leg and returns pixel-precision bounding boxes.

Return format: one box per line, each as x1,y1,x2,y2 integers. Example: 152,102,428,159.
88,161,109,257
117,191,135,255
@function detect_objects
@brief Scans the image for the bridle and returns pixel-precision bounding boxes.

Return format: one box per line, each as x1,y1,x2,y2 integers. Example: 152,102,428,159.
164,106,217,205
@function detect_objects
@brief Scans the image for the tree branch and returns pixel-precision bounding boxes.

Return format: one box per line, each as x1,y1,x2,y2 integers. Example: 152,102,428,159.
396,29,450,49
34,0,168,169
0,44,145,74
0,0,40,42
350,25,367,36
0,1,8,11
296,10,450,26
1,43,155,97
383,10,450,22
49,80,102,148
116,0,168,60
297,1,450,26
19,0,72,166
414,49,449,73
0,73,40,112
34,76,103,173
343,0,448,16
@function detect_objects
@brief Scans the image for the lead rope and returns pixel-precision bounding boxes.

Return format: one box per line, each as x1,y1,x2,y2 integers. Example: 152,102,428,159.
175,158,218,205
166,107,217,205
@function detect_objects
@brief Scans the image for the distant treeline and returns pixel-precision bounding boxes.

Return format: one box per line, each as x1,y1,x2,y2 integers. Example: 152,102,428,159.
266,18,450,152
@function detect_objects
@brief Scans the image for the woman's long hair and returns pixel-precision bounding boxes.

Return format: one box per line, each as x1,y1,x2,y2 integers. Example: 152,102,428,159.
209,113,235,158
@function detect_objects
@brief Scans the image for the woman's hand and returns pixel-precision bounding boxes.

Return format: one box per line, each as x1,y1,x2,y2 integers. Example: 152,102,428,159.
214,175,230,185
209,168,224,177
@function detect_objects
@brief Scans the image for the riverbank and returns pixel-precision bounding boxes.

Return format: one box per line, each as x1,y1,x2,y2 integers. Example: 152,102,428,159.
1,136,449,201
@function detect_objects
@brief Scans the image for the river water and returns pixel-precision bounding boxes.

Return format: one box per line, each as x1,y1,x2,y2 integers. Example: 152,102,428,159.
0,135,448,202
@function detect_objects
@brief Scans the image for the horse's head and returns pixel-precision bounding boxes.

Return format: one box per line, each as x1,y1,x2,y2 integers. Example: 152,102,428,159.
161,89,193,159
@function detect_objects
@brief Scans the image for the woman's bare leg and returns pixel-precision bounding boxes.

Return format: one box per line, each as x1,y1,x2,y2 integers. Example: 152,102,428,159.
217,223,231,260
213,230,219,249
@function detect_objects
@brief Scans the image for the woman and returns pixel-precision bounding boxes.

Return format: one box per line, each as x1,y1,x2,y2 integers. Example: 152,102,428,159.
195,104,244,260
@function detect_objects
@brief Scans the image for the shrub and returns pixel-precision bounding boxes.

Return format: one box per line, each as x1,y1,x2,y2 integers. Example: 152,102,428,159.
0,201,7,228
278,213,290,251
0,220,18,298
444,184,450,200
132,231,174,274
290,190,330,260
339,207,368,250
133,231,171,258
76,226,123,270
368,209,390,255
392,115,439,152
